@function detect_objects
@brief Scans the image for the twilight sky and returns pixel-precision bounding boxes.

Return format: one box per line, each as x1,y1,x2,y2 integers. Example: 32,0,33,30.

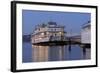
22,10,91,35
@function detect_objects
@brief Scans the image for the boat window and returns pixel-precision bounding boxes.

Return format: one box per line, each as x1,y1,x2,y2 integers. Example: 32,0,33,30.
44,32,46,35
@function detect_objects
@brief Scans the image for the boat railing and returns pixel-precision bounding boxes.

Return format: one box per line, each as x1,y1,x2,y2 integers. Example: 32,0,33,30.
49,36,67,41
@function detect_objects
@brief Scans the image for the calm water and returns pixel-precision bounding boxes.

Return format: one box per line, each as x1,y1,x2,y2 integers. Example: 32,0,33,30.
22,42,91,63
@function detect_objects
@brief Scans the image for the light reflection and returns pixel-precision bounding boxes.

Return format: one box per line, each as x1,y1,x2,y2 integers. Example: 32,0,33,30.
31,44,91,62
32,45,49,62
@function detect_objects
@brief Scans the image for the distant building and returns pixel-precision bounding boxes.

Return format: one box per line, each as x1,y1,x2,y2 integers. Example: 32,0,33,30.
31,21,66,44
81,21,91,45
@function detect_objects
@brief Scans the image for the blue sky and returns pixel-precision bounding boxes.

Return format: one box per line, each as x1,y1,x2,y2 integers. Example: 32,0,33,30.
22,10,91,35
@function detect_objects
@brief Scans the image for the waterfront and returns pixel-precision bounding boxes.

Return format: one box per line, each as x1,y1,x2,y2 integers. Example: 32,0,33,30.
22,10,91,63
22,42,91,63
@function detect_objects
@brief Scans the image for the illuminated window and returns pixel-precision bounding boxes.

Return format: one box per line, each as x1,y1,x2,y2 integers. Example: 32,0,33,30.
41,32,44,35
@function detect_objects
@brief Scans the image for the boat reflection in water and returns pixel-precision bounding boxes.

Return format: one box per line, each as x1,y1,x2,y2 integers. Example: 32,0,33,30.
31,44,91,62
32,45,49,62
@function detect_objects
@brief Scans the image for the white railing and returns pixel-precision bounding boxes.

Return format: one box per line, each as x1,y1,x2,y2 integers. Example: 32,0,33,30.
32,36,67,44
50,36,67,41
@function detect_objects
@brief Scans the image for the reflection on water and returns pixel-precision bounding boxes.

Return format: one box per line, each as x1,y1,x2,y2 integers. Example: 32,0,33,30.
23,42,91,63
32,45,49,62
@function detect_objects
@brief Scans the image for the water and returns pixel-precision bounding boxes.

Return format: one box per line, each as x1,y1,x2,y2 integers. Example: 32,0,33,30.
23,42,91,63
